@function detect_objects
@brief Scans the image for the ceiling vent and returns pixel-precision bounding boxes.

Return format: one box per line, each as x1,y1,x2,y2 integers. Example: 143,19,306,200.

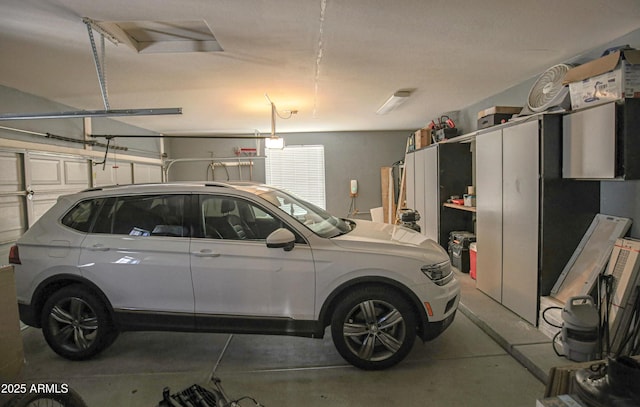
93,20,223,54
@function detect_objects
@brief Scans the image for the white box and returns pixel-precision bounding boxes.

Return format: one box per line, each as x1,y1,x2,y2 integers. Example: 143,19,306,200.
563,50,640,110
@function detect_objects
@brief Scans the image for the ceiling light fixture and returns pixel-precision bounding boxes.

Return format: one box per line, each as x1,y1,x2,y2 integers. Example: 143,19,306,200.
265,136,285,149
376,90,412,115
264,94,297,149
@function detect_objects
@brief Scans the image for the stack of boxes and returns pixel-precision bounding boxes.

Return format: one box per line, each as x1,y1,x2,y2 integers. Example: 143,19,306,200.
476,106,522,129
563,49,640,111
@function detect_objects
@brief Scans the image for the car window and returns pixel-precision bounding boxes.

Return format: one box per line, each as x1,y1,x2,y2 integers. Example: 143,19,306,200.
254,188,351,238
92,194,189,237
198,195,302,242
61,198,105,232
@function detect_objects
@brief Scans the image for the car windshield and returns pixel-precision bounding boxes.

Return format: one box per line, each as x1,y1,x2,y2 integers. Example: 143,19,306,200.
254,187,352,238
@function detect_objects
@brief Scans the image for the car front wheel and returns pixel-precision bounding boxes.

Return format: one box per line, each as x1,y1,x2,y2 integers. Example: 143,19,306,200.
41,285,118,360
331,286,417,370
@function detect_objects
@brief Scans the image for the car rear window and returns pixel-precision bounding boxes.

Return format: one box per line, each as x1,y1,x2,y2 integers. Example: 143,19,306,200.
61,198,105,232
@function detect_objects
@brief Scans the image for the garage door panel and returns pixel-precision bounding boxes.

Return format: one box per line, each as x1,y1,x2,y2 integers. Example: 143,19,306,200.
27,154,90,225
31,194,60,223
64,161,90,185
0,196,26,243
30,156,62,186
93,161,133,186
29,155,90,192
133,163,162,183
0,152,24,193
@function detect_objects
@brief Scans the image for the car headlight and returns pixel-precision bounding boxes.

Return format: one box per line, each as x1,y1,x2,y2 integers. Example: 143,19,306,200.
421,261,453,286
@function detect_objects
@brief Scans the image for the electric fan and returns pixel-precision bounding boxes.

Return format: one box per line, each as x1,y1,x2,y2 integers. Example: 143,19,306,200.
525,63,573,113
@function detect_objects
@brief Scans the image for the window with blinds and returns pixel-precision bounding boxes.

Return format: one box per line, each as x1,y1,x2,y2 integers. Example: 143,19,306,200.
265,145,326,209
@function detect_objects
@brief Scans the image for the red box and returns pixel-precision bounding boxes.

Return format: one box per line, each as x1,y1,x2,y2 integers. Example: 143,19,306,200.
469,242,477,280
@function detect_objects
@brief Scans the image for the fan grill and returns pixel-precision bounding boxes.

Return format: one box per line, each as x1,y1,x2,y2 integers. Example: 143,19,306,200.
527,64,572,112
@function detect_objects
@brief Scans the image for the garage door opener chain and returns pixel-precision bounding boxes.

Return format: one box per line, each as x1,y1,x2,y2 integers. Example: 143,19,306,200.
158,335,265,407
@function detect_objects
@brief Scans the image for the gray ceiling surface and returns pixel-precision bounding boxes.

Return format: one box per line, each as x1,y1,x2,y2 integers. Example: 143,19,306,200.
1,0,639,135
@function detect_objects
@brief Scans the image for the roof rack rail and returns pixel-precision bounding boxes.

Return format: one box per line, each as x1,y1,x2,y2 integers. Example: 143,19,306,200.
80,183,165,193
204,182,232,188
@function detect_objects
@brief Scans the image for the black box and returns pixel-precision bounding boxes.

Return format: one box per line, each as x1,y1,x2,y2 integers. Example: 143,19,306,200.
448,231,476,248
477,113,513,129
451,243,470,273
434,127,459,142
448,231,476,273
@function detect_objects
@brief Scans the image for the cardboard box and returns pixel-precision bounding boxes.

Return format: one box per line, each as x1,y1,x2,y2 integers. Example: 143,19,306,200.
0,266,24,381
477,106,521,129
414,128,431,149
563,50,640,110
544,356,640,398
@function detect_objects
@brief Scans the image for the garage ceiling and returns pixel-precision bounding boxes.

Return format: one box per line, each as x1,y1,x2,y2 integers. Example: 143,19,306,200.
1,0,639,135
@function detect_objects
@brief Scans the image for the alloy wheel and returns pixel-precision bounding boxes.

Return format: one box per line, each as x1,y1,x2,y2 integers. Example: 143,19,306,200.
47,297,99,353
342,299,406,362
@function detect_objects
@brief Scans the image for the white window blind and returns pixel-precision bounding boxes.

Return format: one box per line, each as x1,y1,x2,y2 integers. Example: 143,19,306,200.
265,145,326,209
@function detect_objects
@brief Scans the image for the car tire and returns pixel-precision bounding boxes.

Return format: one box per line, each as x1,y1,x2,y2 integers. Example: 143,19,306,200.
330,286,417,370
41,285,118,360
4,383,88,407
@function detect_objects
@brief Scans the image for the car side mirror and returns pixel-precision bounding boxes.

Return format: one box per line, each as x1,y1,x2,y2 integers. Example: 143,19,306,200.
266,228,296,251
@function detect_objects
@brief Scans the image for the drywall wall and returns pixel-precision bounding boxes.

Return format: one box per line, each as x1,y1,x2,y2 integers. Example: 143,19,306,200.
166,131,409,218
460,28,640,134
165,135,264,182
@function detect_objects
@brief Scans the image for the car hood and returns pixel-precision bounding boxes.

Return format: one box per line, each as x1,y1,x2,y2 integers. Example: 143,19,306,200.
331,220,448,263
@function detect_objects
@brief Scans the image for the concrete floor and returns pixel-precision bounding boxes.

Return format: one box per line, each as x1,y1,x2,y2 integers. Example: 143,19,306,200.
14,271,560,407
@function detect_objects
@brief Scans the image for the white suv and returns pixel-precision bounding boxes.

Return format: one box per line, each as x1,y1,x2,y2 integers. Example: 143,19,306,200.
9,182,459,370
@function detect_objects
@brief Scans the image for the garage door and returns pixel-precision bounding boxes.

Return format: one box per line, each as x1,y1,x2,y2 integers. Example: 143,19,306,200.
0,152,27,263
27,153,91,225
0,151,92,261
93,160,163,186
1,151,163,263
133,163,163,183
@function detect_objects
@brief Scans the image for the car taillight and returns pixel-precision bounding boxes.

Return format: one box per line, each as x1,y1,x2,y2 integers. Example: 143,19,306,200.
9,245,21,264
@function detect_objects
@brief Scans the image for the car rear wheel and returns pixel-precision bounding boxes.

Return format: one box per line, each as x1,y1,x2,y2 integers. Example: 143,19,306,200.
330,286,416,370
4,383,88,407
41,285,118,360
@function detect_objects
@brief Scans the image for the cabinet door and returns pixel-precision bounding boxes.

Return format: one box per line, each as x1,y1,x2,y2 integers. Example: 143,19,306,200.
405,153,416,210
414,149,426,234
422,147,439,242
502,120,540,325
475,129,503,302
562,102,616,179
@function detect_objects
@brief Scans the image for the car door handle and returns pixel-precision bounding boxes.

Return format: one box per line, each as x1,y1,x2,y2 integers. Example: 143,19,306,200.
88,244,110,252
192,249,220,258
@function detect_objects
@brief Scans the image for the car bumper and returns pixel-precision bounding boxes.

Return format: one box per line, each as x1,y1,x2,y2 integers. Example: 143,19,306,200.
18,302,40,327
413,277,460,341
420,309,456,341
